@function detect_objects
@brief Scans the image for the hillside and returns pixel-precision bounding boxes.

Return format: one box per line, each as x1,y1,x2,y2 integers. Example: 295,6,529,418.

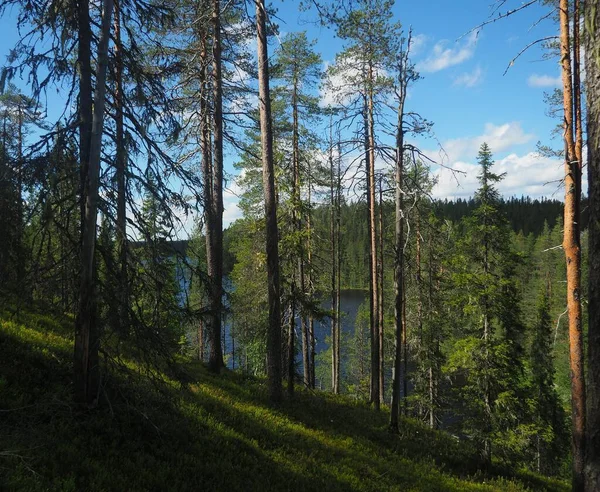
0,307,569,492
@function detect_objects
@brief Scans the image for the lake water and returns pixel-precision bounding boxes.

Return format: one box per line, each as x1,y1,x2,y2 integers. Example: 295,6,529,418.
220,289,368,369
178,266,368,378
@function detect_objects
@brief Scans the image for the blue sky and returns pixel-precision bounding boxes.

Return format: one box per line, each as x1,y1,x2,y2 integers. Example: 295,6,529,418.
219,0,567,227
0,0,569,231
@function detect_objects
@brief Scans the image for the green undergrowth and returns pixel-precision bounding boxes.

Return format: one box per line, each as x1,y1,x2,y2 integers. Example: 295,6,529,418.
0,306,569,491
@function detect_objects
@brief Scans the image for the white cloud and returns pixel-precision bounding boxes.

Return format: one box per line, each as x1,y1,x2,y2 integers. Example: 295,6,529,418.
230,66,251,85
223,180,243,227
432,152,569,200
453,66,483,88
320,58,389,108
428,122,534,164
320,60,363,108
409,34,428,57
416,32,478,73
527,73,562,88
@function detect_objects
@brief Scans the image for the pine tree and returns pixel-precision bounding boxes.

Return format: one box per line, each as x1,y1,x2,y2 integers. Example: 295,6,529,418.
328,0,401,410
255,0,282,402
272,32,322,391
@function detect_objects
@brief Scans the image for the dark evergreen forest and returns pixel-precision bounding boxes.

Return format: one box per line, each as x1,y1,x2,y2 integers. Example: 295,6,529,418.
1,0,599,490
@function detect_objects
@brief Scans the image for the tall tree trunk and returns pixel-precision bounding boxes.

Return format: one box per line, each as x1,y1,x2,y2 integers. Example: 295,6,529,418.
290,70,302,396
16,103,24,291
74,0,114,406
113,0,128,335
256,0,282,402
293,78,309,389
208,0,225,372
378,176,384,405
330,126,339,394
560,0,586,487
307,159,316,389
335,137,342,394
365,66,380,409
401,275,408,414
390,120,404,432
78,0,92,240
585,1,600,489
199,33,214,367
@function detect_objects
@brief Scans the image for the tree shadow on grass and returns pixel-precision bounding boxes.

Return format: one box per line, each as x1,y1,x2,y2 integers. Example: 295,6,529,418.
181,365,568,492
0,320,567,492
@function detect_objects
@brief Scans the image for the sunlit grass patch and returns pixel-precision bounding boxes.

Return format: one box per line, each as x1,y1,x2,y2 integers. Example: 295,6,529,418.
0,307,569,491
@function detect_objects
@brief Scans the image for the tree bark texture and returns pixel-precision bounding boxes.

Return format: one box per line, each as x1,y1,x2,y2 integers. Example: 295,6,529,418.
390,105,404,432
307,159,316,389
365,65,380,409
113,0,129,335
330,129,340,394
208,0,225,372
585,1,600,489
378,177,385,405
74,0,114,406
293,77,309,389
559,0,586,487
256,0,282,402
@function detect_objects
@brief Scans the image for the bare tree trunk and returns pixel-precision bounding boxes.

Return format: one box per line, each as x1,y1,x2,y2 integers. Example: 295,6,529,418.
293,79,309,389
390,132,404,431
198,32,214,368
78,0,92,242
256,0,282,402
585,1,600,489
113,0,128,335
378,177,385,405
307,159,316,389
207,0,225,372
560,0,586,487
299,283,309,388
15,102,25,292
74,0,114,406
365,69,380,409
336,137,341,394
401,275,408,414
330,126,340,394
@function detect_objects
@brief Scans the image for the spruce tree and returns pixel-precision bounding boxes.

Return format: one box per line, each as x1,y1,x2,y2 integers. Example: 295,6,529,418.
328,0,401,410
530,286,567,474
446,143,526,465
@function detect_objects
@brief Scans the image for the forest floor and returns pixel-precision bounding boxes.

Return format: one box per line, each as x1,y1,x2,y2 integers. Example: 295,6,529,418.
0,305,569,491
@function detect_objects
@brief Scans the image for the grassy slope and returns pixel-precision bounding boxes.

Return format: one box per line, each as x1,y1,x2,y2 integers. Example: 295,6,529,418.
0,308,569,492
